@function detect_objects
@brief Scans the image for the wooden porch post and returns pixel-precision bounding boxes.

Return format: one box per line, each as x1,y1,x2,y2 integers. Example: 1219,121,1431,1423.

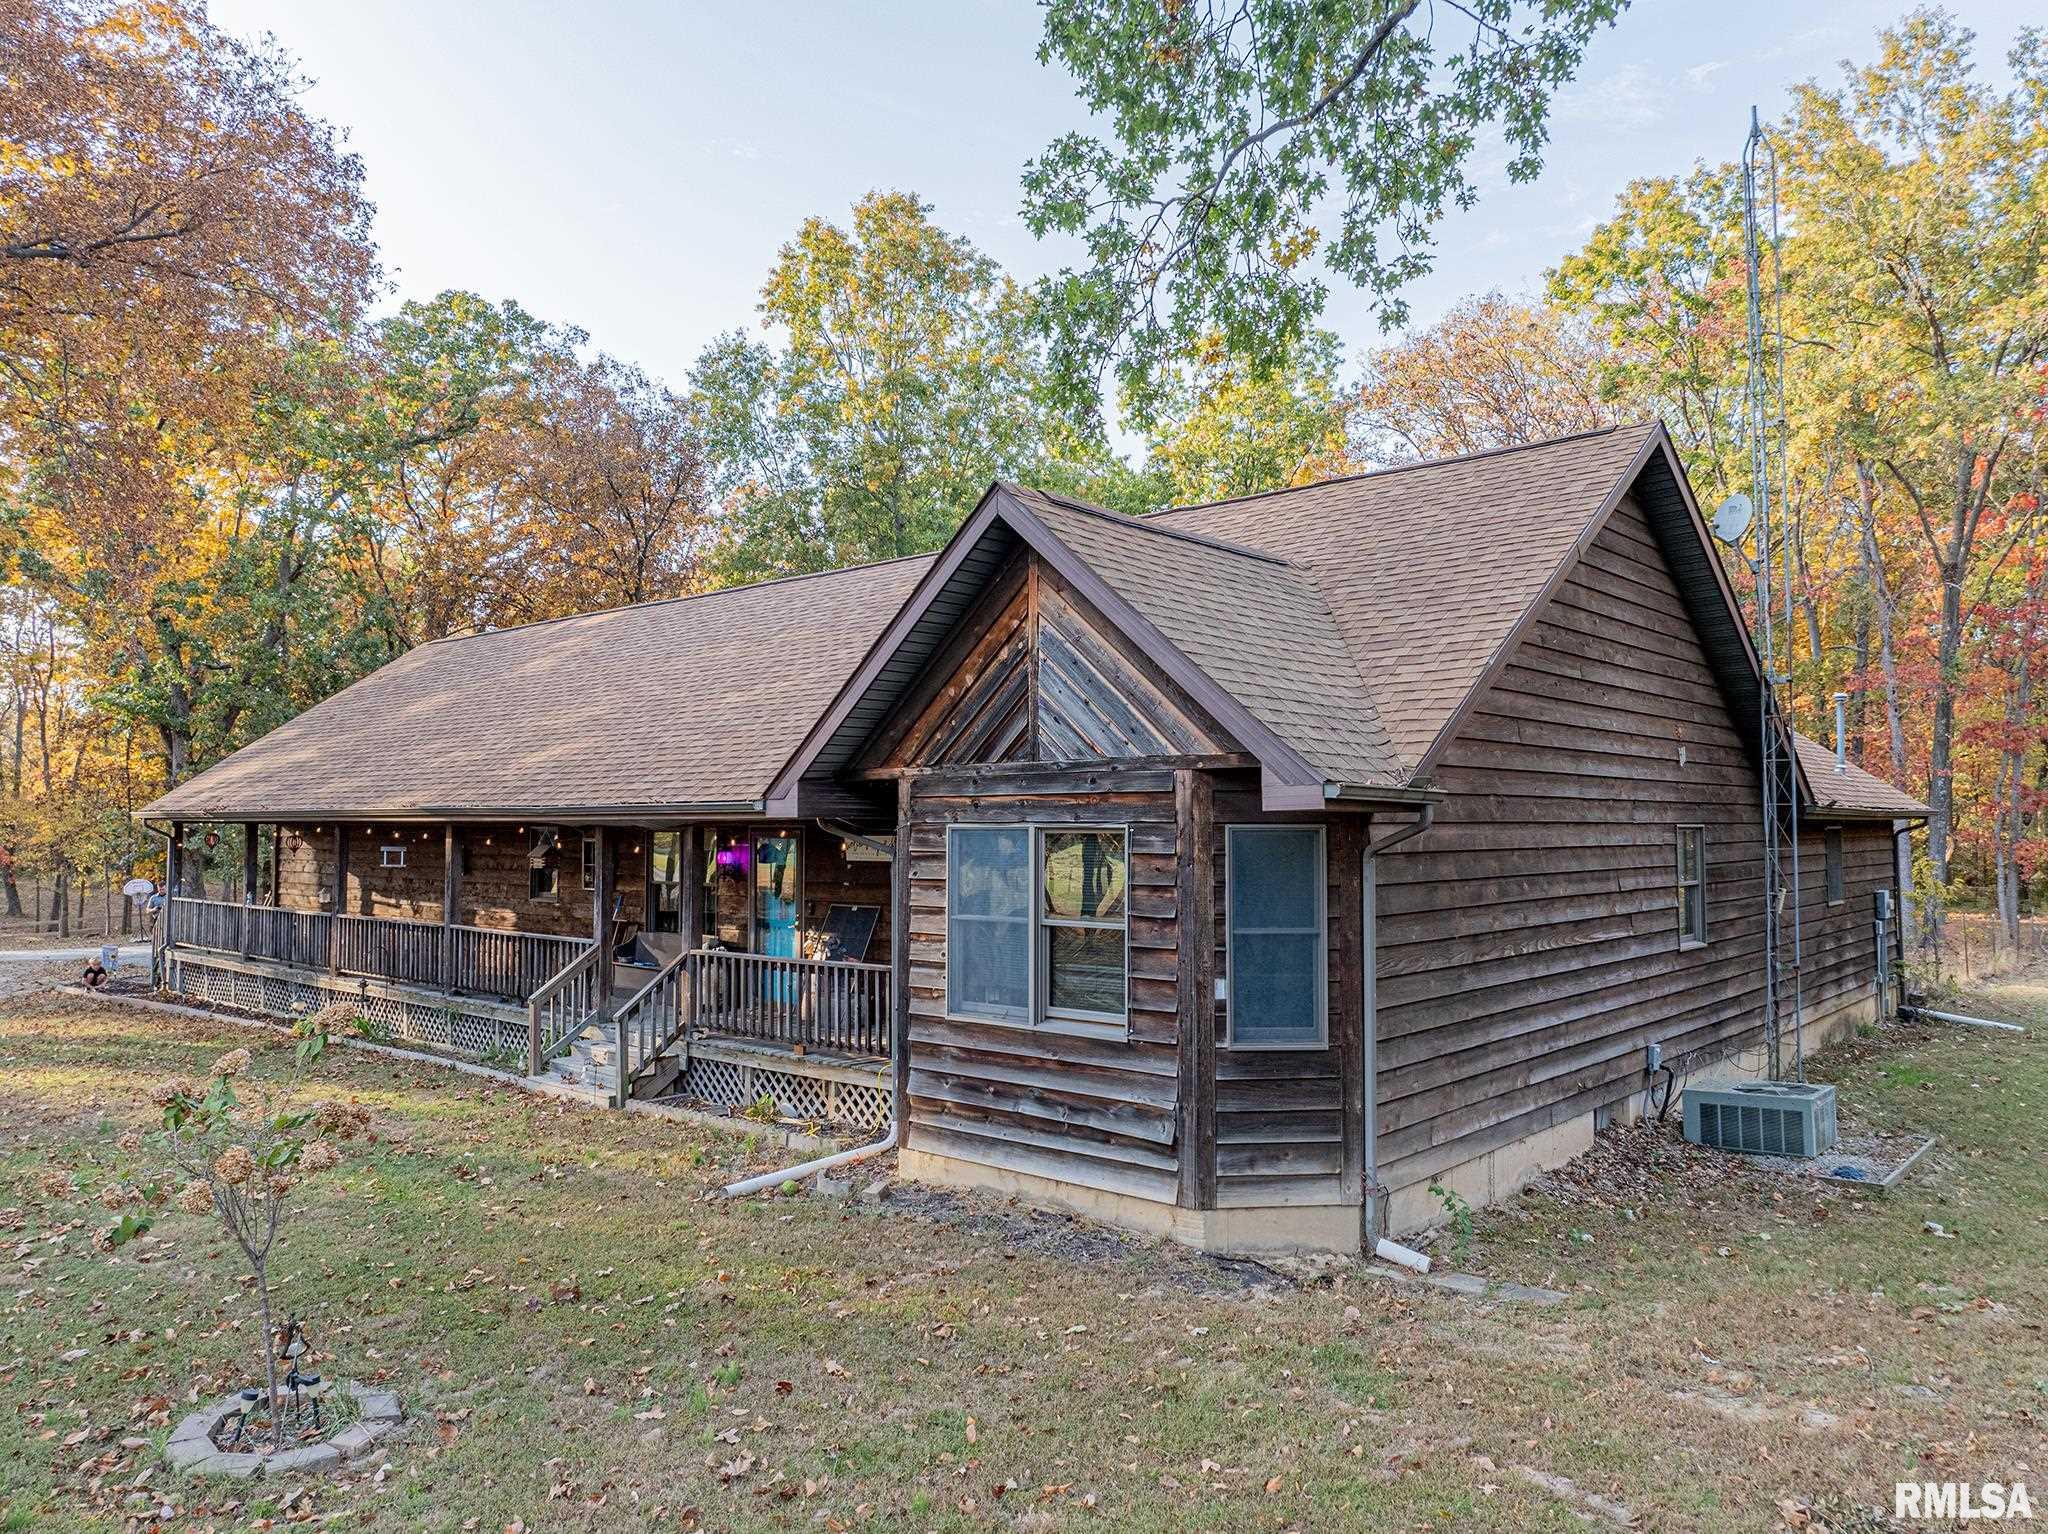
163,821,183,953
679,825,703,949
329,825,349,974
591,826,619,1102
891,781,911,1131
240,821,258,958
442,824,460,991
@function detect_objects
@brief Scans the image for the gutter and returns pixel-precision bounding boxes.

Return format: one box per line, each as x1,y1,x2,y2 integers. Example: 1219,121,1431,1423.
1361,803,1435,1247
133,802,773,826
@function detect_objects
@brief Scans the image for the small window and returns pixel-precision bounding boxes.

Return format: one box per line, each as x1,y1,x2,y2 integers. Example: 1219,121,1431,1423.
1039,829,1128,1024
528,827,561,900
379,845,407,869
582,832,599,890
1676,825,1707,947
1824,827,1844,904
1226,826,1327,1048
946,826,1032,1024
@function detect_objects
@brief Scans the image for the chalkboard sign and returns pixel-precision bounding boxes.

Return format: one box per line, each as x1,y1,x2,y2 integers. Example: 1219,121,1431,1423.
813,903,880,962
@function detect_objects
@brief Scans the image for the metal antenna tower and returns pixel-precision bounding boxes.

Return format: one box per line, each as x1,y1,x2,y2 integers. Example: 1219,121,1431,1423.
1741,107,1804,1082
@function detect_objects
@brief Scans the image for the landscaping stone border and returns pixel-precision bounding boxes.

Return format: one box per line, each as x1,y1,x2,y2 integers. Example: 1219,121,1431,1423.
165,1381,402,1478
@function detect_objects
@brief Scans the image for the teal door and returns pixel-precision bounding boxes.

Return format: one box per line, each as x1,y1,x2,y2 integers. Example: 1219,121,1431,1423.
752,833,801,997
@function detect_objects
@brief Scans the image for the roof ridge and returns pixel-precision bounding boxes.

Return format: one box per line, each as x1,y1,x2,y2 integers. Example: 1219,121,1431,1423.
1147,421,1647,520
423,549,939,649
1004,481,1295,567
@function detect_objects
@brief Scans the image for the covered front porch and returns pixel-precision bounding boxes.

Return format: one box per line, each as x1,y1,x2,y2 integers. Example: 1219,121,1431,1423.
156,816,893,1129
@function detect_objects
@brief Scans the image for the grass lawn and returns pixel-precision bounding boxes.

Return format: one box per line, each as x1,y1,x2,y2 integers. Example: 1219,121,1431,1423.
0,975,2043,1533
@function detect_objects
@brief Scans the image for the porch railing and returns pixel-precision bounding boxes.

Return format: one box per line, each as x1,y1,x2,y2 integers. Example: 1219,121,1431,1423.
687,948,890,1058
527,943,608,1077
167,896,592,1005
614,950,690,1106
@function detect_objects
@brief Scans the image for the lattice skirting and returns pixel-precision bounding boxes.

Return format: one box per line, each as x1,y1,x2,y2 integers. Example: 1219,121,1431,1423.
167,955,527,1065
676,1055,889,1133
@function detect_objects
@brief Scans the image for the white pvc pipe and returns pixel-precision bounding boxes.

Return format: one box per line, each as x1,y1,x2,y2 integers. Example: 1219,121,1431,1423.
1374,1237,1432,1274
719,1121,898,1198
1903,1005,2026,1034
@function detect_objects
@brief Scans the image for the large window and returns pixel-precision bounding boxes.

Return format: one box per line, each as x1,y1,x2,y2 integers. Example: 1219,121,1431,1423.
1824,827,1844,904
946,825,1128,1030
1225,826,1326,1049
1676,825,1707,947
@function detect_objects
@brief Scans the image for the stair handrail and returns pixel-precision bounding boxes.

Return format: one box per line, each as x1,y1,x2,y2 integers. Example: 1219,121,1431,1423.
614,949,692,1107
527,942,608,1077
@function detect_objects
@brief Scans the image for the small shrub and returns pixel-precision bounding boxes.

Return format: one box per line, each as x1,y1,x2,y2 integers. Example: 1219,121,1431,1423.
1428,1180,1475,1265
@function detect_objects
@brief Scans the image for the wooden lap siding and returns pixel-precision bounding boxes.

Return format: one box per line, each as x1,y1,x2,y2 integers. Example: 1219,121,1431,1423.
1373,495,1772,1191
1797,822,1898,1027
904,771,1186,1203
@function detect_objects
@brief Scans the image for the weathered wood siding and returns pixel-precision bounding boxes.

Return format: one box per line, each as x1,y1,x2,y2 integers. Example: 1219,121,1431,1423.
863,552,1236,774
1796,820,1899,1028
903,765,1187,1203
1373,494,1774,1189
1207,786,1366,1210
277,822,637,936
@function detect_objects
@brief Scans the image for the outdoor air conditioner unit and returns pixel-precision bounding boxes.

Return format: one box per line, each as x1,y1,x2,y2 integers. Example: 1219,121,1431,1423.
1682,1081,1838,1158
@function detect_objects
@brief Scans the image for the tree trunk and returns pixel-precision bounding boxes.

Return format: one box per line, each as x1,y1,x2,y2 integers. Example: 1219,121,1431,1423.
1854,464,1908,781
0,855,21,919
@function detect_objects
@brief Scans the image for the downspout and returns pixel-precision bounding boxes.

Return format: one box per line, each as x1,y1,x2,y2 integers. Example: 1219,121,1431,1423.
721,819,900,1197
1361,803,1434,1249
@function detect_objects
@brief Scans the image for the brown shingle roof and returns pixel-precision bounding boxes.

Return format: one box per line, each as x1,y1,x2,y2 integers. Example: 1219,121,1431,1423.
1148,423,1661,773
1005,486,1404,786
142,555,935,821
1792,734,1930,818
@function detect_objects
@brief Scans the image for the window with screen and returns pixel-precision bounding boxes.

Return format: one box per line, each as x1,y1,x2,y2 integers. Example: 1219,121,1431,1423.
1824,827,1844,904
1226,825,1327,1048
946,826,1032,1024
1676,825,1706,947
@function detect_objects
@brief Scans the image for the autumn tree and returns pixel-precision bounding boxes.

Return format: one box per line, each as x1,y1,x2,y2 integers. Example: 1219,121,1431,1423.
1021,0,1629,421
1142,330,1356,503
1775,12,2048,898
1354,294,1617,461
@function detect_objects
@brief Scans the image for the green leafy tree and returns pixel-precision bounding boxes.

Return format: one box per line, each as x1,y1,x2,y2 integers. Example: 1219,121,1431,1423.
1022,0,1629,422
1143,330,1355,503
691,191,1081,580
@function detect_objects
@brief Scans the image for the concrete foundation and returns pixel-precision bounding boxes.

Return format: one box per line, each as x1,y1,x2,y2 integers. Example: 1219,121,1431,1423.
1383,992,1879,1237
902,988,1888,1253
900,1148,1361,1255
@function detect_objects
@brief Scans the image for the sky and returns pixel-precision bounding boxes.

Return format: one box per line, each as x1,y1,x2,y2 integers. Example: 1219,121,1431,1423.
207,0,2041,398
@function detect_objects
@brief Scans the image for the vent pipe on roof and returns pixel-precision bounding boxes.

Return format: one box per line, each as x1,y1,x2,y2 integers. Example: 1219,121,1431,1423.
1832,692,1849,772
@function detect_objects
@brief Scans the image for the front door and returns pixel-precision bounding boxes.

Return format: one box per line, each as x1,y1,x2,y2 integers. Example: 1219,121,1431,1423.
752,831,800,956
752,831,801,1000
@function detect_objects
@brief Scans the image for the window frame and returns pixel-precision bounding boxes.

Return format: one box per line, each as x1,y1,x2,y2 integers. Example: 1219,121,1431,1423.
1036,826,1131,1030
943,822,1130,1037
378,844,407,870
1675,823,1707,949
1823,826,1845,905
1223,823,1329,1051
528,827,561,902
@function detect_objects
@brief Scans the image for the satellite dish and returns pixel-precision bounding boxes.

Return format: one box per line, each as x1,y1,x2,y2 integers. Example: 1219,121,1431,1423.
1711,493,1754,545
122,877,157,898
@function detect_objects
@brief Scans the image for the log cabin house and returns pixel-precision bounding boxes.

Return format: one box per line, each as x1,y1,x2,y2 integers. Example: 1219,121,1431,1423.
143,422,1928,1251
